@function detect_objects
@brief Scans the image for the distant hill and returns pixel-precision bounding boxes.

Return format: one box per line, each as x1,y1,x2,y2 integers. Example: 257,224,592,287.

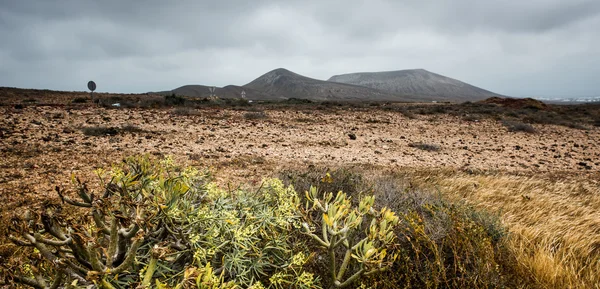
328,69,503,102
164,84,272,100
242,68,406,101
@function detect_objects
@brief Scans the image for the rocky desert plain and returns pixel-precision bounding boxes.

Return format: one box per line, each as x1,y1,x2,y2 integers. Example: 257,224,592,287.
1,87,600,288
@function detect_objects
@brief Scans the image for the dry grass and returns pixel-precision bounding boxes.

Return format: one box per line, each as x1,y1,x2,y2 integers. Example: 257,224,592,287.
415,172,600,289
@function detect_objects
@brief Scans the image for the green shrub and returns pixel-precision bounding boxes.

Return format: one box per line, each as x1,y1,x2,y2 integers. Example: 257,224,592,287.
282,167,515,288
4,160,515,289
302,187,399,288
4,156,319,288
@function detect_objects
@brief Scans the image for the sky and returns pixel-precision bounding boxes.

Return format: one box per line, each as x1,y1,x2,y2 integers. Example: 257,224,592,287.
1,0,599,98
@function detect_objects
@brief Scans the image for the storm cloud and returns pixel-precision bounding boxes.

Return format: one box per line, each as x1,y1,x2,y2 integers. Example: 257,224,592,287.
1,0,599,97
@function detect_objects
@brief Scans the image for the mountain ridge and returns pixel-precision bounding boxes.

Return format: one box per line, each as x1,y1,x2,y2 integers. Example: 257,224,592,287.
158,68,503,102
242,68,408,101
328,69,502,101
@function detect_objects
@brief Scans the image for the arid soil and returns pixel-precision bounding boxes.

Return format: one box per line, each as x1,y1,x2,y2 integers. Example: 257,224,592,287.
1,100,599,210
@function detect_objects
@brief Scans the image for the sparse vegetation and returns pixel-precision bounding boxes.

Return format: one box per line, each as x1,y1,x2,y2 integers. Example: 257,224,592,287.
71,97,88,103
81,125,119,136
165,93,186,106
171,106,201,116
244,110,269,120
383,101,600,130
502,120,537,133
120,123,147,134
81,124,149,136
409,142,441,151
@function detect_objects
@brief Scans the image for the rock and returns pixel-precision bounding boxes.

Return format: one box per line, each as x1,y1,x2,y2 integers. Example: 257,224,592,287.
578,162,592,169
348,133,357,140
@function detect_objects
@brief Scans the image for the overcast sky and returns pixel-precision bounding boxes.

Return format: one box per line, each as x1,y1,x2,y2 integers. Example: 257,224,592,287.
1,0,599,97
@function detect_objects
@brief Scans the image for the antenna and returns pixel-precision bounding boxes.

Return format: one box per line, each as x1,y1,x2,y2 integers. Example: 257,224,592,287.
87,81,96,102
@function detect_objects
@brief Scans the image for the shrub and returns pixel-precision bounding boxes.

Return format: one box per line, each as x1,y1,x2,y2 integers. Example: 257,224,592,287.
408,142,441,152
283,167,514,288
302,187,399,288
3,160,515,288
244,111,269,120
280,167,369,201
171,107,201,116
120,124,147,134
81,126,119,136
502,120,537,133
72,97,88,103
165,94,186,106
4,156,319,288
462,114,481,122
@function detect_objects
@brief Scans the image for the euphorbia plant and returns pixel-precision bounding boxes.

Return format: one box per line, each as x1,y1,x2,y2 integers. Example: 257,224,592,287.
301,186,399,288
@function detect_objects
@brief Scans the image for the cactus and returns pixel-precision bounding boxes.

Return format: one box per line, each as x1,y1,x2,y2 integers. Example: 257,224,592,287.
302,186,399,288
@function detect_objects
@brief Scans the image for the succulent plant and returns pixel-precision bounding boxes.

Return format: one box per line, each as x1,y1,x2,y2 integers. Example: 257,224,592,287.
5,156,321,289
6,155,209,288
302,186,399,289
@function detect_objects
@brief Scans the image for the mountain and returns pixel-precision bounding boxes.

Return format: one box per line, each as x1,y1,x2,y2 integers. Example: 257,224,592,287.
161,84,273,100
243,68,405,101
328,69,503,102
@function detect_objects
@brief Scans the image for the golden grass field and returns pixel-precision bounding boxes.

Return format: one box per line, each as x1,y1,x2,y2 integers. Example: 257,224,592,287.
1,89,599,288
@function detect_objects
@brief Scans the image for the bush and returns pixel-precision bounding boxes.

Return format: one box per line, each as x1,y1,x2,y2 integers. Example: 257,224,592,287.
244,111,269,120
120,124,147,134
302,187,399,288
171,107,201,116
408,142,441,152
3,160,515,288
81,126,119,136
283,167,514,288
165,93,186,106
4,156,319,288
81,125,149,136
502,120,537,133
72,97,88,103
280,167,369,201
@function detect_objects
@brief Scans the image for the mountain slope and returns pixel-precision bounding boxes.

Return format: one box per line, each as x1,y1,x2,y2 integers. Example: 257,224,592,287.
328,69,503,101
161,84,273,100
243,68,406,101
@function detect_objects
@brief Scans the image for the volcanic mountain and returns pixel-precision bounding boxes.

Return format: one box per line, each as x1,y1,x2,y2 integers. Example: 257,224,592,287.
164,84,271,100
242,68,404,101
328,69,503,102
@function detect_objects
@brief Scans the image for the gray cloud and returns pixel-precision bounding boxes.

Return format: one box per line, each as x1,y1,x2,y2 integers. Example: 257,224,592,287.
0,0,599,97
